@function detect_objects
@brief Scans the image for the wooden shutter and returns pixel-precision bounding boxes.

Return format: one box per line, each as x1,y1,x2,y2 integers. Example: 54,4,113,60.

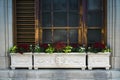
13,0,35,45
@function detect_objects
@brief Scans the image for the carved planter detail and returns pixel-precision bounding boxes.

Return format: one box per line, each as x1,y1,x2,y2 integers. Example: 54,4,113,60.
34,53,86,70
87,52,111,70
10,52,32,69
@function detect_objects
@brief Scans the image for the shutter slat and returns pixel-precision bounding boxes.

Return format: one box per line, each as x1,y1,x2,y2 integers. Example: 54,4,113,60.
16,0,35,45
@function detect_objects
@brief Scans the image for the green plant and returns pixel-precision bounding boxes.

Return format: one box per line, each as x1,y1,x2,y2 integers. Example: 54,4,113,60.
29,44,34,52
34,44,41,52
45,44,55,53
87,42,112,53
17,44,30,53
54,42,66,52
102,46,112,52
78,46,86,53
9,45,17,53
63,45,73,53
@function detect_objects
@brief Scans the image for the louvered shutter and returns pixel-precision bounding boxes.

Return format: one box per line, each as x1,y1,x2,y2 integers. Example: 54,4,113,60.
14,0,35,45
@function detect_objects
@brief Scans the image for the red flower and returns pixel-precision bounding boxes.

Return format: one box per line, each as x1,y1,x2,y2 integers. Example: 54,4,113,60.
40,43,48,49
54,42,66,52
93,42,105,49
70,43,79,48
17,44,30,54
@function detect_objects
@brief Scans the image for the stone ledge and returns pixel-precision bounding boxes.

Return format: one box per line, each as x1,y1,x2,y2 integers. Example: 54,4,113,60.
0,69,119,79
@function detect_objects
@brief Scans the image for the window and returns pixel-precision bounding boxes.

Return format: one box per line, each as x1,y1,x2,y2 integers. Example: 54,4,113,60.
37,0,81,44
14,0,107,46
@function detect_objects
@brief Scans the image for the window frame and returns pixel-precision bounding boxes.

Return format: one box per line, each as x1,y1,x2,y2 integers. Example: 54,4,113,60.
13,0,107,46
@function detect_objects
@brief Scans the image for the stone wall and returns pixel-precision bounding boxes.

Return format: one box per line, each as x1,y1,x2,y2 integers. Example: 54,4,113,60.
0,0,120,69
107,0,120,69
0,0,13,69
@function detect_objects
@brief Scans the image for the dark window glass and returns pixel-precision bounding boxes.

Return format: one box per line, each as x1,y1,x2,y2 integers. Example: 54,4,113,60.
53,30,67,43
42,30,52,43
87,0,102,11
42,0,51,11
69,12,80,27
69,0,79,10
53,12,67,27
69,30,78,43
42,12,51,27
87,12,103,27
87,29,101,44
53,0,66,10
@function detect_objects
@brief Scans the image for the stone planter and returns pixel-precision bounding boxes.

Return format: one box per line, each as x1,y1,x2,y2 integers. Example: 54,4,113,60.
10,52,32,69
33,53,86,70
87,52,111,70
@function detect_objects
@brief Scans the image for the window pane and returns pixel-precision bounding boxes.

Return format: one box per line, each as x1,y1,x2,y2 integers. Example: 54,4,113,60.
87,0,102,10
87,29,101,44
69,12,80,27
42,12,51,27
54,30,67,43
54,12,67,27
53,0,66,10
87,12,103,27
42,30,52,43
69,30,78,43
69,0,79,10
42,0,51,11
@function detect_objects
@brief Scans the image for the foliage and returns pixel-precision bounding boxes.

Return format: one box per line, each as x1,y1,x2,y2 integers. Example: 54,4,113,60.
9,44,34,54
78,46,86,53
54,42,66,52
17,44,30,53
9,42,111,54
70,43,80,52
45,44,55,53
9,45,17,53
34,44,41,52
63,45,73,53
29,45,34,52
102,46,112,52
87,42,111,53
40,43,48,52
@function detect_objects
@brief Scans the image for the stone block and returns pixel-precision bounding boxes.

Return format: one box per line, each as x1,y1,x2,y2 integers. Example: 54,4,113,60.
0,57,9,69
66,71,93,79
111,70,120,78
114,57,120,69
0,70,9,78
93,71,112,79
111,79,120,80
9,70,27,78
35,70,53,78
26,71,35,78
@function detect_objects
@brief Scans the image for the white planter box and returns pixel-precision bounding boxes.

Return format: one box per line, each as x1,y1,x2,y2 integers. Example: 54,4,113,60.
10,52,32,69
87,52,111,70
34,53,86,70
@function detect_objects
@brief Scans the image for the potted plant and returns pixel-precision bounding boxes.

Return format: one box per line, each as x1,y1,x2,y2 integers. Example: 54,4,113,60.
33,44,56,69
9,45,17,54
33,43,87,70
87,42,111,70
9,44,33,69
45,44,55,54
63,45,73,53
54,42,66,52
33,44,42,53
54,44,86,70
62,45,87,70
